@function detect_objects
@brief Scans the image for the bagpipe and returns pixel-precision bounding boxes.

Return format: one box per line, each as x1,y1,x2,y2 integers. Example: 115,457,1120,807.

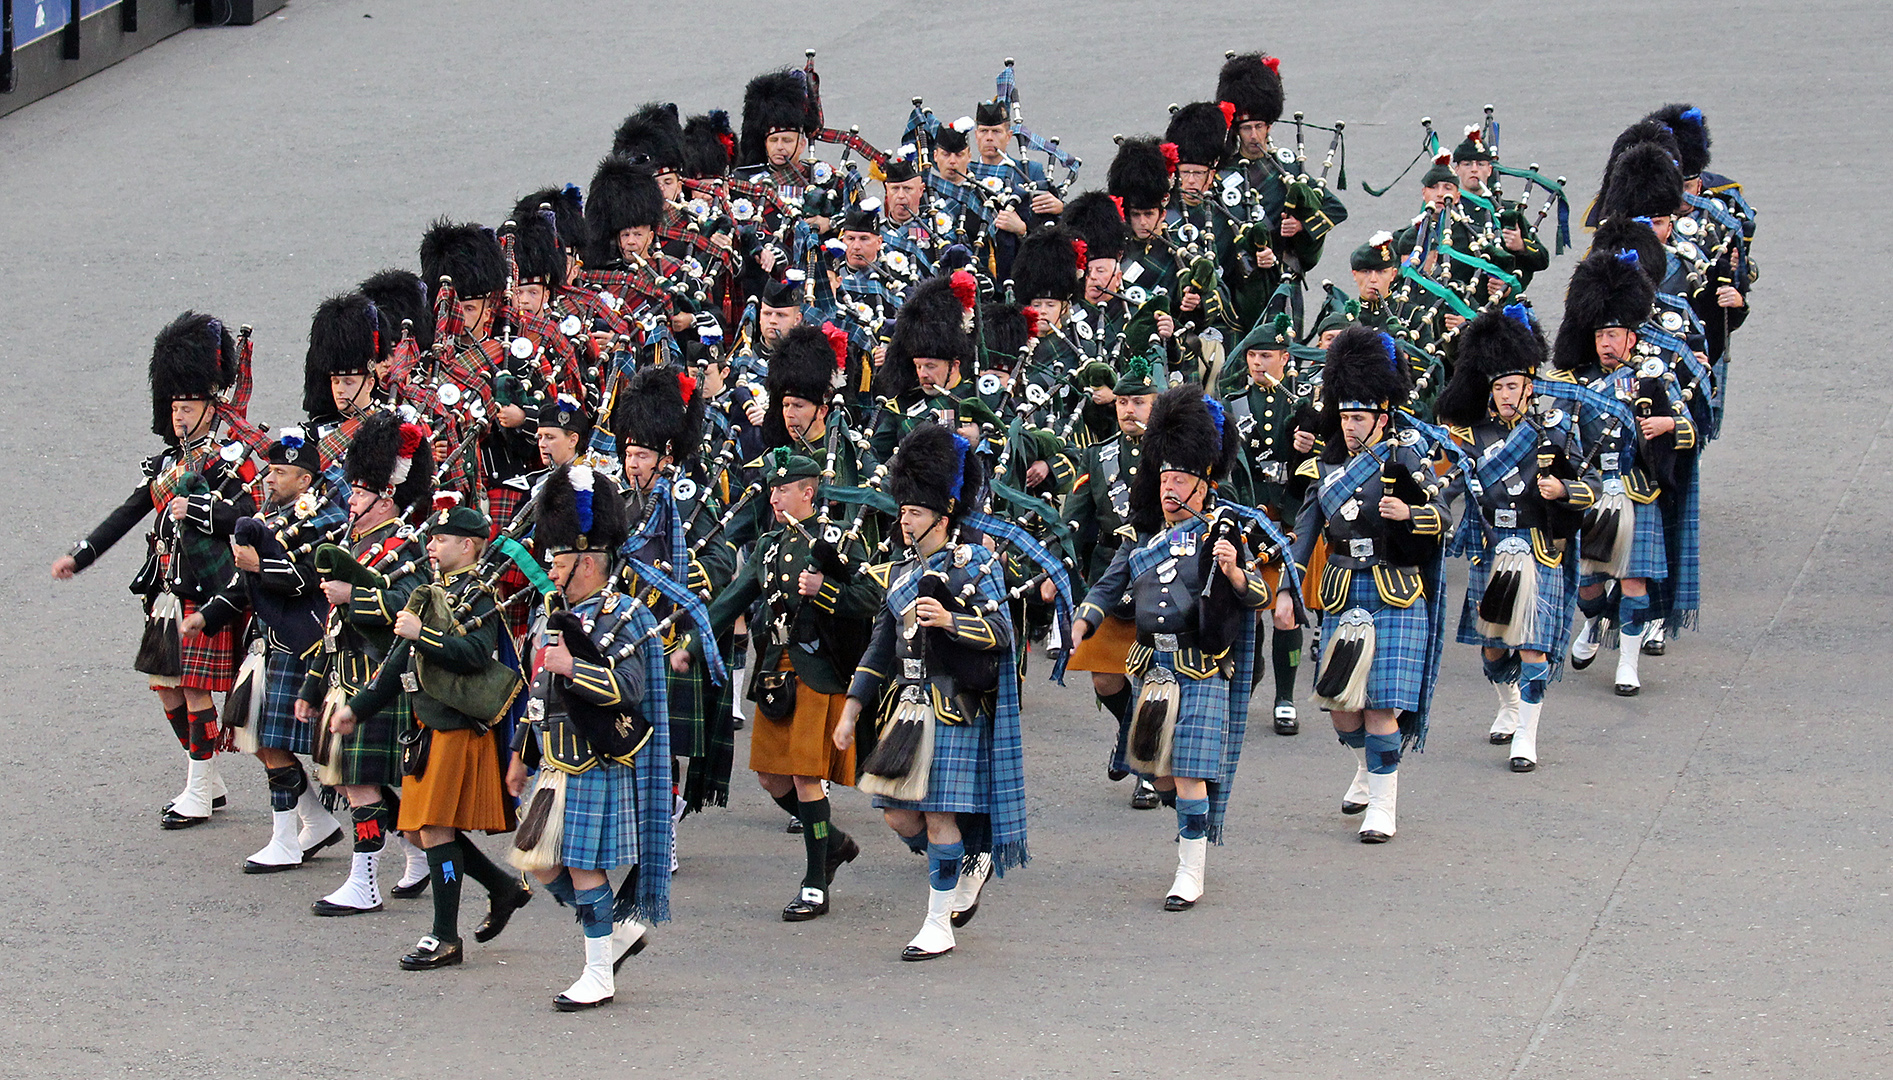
993,58,1082,196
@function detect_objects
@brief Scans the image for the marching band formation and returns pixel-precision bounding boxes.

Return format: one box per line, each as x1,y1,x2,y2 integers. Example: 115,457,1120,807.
49,50,1755,1011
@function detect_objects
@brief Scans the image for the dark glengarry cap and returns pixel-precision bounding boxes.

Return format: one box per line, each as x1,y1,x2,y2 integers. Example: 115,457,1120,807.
1350,230,1399,271
1452,125,1494,163
974,100,1008,127
431,505,492,538
757,446,820,487
267,426,322,473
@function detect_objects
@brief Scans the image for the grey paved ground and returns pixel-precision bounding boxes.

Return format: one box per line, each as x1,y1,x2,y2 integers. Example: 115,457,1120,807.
1,2,1888,1077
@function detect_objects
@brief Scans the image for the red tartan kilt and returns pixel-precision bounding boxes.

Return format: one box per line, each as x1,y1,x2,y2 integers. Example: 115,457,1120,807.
486,486,526,535
496,565,533,640
174,598,242,691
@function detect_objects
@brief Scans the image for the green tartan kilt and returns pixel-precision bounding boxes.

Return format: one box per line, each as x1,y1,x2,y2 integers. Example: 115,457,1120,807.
328,650,411,787
667,663,707,759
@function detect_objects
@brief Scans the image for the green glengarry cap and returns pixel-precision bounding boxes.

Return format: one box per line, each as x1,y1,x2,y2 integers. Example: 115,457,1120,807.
755,446,820,486
431,505,491,538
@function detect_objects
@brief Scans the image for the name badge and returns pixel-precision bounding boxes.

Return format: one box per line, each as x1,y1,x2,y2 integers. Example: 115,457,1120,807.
1348,538,1375,558
1493,508,1518,528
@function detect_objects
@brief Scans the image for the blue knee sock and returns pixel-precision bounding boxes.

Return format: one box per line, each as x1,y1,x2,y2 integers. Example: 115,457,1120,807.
898,829,928,855
1175,797,1209,840
1336,728,1367,750
573,883,614,938
1365,732,1402,774
1618,593,1650,636
927,841,964,891
1519,660,1551,705
541,868,577,907
1481,652,1521,685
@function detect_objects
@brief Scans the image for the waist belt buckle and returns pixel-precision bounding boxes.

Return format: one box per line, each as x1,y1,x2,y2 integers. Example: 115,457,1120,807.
902,658,925,681
400,671,420,694
1153,633,1180,653
1600,452,1620,472
1493,508,1519,528
1348,538,1375,559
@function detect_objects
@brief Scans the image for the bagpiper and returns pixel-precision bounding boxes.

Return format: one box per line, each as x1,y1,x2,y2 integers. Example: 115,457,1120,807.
331,505,532,971
300,412,436,914
1435,307,1596,770
187,429,348,873
1064,357,1161,808
1074,385,1293,909
506,464,673,1011
684,448,881,921
838,423,1028,960
1290,326,1452,843
52,313,258,829
1221,312,1313,734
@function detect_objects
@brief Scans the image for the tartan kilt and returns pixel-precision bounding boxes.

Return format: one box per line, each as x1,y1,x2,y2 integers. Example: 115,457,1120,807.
333,684,409,787
257,648,316,754
1319,572,1429,713
1580,498,1667,586
1456,531,1573,653
872,709,993,815
668,663,707,759
486,485,527,535
558,761,641,871
172,599,241,691
1134,653,1231,780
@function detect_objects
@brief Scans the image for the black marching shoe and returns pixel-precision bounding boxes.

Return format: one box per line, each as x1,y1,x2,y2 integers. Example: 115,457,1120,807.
825,832,860,884
159,806,210,830
1510,756,1537,773
473,883,532,943
782,887,828,922
1130,778,1161,810
1273,702,1300,736
399,935,463,970
389,877,430,900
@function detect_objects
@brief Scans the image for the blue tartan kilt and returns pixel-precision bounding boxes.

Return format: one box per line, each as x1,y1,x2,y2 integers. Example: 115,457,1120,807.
873,712,993,814
1456,532,1572,653
257,648,315,755
1579,498,1667,587
1134,652,1229,780
1321,572,1428,713
558,762,641,872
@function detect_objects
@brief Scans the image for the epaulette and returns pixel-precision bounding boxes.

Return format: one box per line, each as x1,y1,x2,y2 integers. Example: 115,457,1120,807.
1294,458,1319,480
863,562,894,589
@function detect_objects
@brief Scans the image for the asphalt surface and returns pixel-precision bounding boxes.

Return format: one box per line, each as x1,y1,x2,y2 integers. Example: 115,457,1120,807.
2,2,1887,1077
